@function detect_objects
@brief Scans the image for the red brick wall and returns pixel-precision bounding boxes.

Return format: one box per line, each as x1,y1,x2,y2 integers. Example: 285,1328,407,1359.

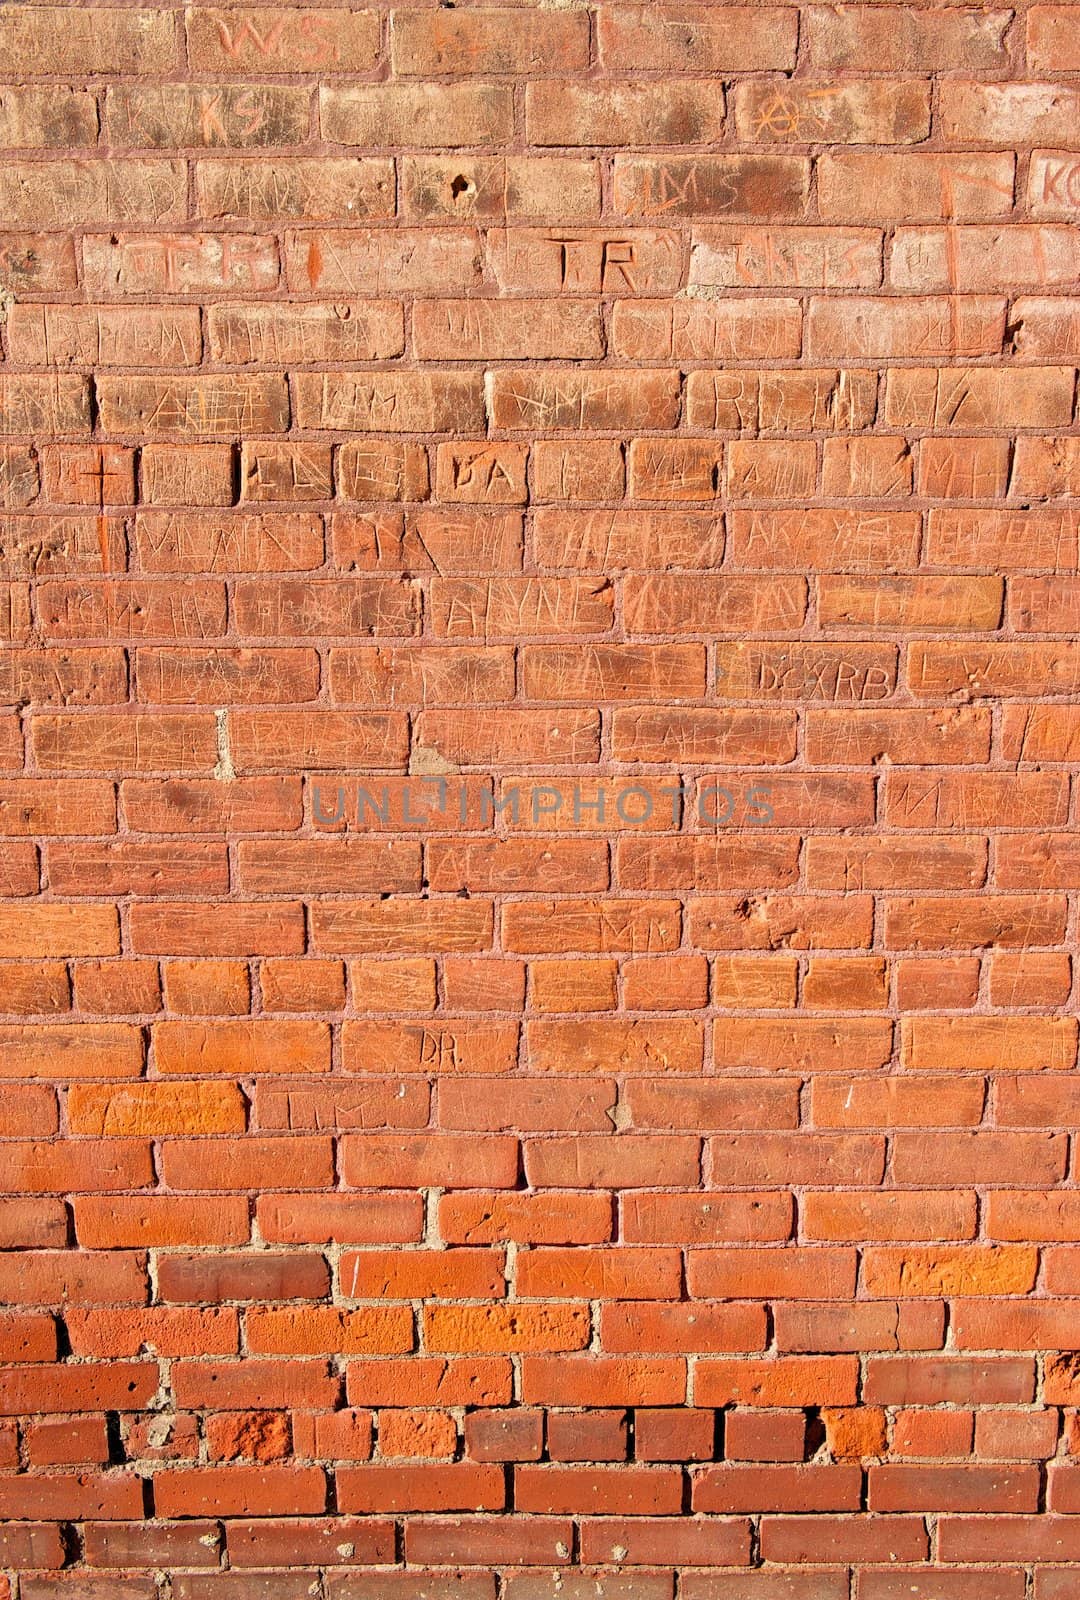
0,0,1078,1590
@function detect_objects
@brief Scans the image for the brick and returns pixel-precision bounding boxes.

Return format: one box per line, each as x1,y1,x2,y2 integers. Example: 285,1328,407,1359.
804,1191,976,1243
626,1077,800,1131
106,84,309,148
347,1359,511,1410
161,960,249,1016
579,1518,751,1566
813,298,1005,363
172,1360,339,1412
246,1307,412,1356
348,961,435,1013
69,1083,246,1136
97,376,289,437
490,370,681,433
0,1247,144,1301
0,1023,142,1080
812,6,1010,69
131,904,306,957
711,1019,891,1072
159,1136,333,1192
430,577,611,637
12,307,201,370
0,1473,144,1520
861,1574,1023,1600
688,1249,856,1302
426,1304,589,1354
812,1077,984,1130
601,6,796,69
342,1021,518,1076
487,228,682,294
295,370,483,434
521,1358,686,1408
860,1247,1038,1298
819,152,1014,220
0,647,126,706
900,1015,1076,1071
888,367,1074,430
870,1464,1038,1513
897,225,1080,293
66,1307,239,1358
377,1408,455,1459
545,1409,629,1463
0,7,177,71
256,1196,422,1241
1008,295,1080,357
614,156,810,218
337,512,524,576
24,1416,110,1465
618,300,802,362
635,1407,715,1464
402,157,600,222
940,82,1080,147
527,1020,701,1075
699,960,808,1021
694,1464,862,1513
802,956,888,1009
891,1408,974,1459
313,900,493,954
135,512,323,573
690,225,880,290
404,1518,572,1566
341,1134,518,1189
890,1132,1067,1187
199,159,392,223
393,9,588,75
466,1410,544,1464
726,1409,807,1463
534,509,723,571
441,960,525,1014
735,80,931,145
186,8,380,72
321,85,512,147
696,1358,859,1408
0,1362,158,1415
1030,161,1080,230
154,1466,327,1518
602,1301,766,1355
516,1249,679,1303
158,1254,329,1303
74,1197,248,1249
439,1194,613,1247
527,82,726,147
340,1250,503,1301
622,955,709,1011
518,1464,680,1516
761,1518,929,1565
532,442,625,503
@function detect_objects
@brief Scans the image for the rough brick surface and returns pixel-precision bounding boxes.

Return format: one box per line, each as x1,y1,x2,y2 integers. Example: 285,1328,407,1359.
0,0,1077,1590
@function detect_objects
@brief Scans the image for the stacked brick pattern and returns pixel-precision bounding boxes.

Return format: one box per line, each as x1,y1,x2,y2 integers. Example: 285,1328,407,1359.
0,0,1079,1592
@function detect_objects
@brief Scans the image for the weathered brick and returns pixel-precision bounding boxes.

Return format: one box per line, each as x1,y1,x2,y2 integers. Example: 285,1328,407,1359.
321,84,512,147
527,82,726,147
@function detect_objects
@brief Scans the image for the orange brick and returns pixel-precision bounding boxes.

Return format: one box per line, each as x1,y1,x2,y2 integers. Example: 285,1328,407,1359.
162,959,250,1017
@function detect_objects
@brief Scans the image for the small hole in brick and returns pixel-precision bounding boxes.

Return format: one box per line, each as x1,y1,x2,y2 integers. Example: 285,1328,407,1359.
450,174,471,199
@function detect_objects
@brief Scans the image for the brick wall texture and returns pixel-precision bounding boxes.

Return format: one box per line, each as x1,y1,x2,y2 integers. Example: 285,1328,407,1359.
0,0,1078,1592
